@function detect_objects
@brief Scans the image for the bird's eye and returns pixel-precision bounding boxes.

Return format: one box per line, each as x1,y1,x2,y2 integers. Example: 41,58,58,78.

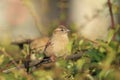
61,29,64,31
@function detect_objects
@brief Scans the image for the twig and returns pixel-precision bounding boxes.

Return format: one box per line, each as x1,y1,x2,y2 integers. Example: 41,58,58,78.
2,57,51,73
0,49,21,69
65,51,86,61
2,51,85,73
108,0,115,29
27,51,86,68
30,57,52,68
2,65,24,73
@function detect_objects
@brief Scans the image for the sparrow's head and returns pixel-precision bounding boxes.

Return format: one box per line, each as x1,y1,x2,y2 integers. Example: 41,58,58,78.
53,25,70,36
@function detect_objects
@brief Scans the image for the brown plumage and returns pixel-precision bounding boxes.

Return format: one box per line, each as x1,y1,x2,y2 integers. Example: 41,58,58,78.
30,25,70,61
30,37,49,54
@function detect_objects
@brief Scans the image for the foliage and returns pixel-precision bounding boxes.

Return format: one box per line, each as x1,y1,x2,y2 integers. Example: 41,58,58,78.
0,24,119,80
0,0,120,80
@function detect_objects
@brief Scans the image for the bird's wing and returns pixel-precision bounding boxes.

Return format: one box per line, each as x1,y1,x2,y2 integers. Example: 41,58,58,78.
30,37,49,53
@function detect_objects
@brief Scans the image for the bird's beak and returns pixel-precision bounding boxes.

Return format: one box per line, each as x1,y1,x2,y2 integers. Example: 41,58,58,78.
66,29,70,32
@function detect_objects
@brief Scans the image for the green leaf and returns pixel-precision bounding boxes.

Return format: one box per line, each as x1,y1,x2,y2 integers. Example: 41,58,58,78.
99,47,106,53
87,49,105,62
0,55,4,65
107,29,115,44
109,41,118,50
67,40,73,55
116,34,120,42
76,58,86,70
79,39,84,46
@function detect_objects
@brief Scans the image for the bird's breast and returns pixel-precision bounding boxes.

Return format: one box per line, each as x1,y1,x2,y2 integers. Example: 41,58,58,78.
51,35,69,57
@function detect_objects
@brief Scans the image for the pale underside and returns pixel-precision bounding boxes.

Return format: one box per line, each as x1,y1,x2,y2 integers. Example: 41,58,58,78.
45,34,69,57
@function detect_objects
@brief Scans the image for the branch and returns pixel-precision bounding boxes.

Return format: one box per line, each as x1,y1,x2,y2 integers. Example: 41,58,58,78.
0,48,21,70
65,51,85,61
2,51,86,73
108,0,115,29
30,50,86,68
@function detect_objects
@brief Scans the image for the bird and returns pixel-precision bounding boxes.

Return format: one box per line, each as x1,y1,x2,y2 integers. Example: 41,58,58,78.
30,25,70,61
